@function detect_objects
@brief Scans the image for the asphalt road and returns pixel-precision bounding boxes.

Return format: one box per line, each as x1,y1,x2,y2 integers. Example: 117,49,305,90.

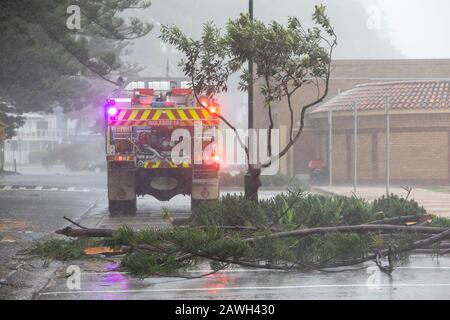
0,172,106,287
37,255,450,300
1,172,450,300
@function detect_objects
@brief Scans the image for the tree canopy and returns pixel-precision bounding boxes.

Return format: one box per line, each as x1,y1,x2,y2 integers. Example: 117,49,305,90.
0,0,152,137
161,5,337,199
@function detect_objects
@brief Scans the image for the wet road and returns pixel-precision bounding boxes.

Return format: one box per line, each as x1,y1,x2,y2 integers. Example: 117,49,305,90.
37,255,450,300
1,172,450,300
0,173,106,285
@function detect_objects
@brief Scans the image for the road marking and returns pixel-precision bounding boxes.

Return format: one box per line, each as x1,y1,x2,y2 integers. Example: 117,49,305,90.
0,219,32,232
0,186,90,192
38,283,450,296
0,235,16,243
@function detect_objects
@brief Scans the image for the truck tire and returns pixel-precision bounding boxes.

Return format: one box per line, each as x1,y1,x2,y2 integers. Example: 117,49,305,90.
109,199,137,216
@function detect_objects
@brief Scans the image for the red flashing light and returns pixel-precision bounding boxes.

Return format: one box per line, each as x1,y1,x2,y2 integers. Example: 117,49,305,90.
198,96,209,108
209,101,220,114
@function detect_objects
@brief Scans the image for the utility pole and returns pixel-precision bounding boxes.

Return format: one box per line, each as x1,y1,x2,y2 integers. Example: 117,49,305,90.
165,58,170,78
353,102,358,193
385,96,390,196
328,110,333,186
248,0,254,132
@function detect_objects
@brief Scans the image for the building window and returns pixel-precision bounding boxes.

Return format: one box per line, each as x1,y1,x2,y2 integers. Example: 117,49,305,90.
36,121,48,130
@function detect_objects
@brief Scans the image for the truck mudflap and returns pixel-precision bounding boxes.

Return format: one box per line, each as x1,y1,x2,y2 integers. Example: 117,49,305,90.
192,180,219,200
107,170,136,201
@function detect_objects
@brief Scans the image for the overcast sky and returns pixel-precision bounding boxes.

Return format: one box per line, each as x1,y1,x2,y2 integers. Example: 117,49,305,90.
122,0,449,126
126,0,450,76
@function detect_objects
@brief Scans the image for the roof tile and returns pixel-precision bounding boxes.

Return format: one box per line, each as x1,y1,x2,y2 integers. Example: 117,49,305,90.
312,81,450,113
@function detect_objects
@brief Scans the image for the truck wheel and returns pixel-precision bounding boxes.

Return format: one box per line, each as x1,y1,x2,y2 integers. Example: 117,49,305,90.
109,199,137,216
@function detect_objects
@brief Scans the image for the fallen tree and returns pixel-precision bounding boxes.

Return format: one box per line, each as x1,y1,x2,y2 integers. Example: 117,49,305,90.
56,224,450,241
30,189,450,277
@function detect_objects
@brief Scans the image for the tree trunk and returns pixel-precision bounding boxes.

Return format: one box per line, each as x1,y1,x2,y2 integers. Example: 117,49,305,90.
56,226,115,238
244,165,261,202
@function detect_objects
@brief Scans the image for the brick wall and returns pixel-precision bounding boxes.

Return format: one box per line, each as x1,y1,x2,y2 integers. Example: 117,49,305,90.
252,59,450,179
313,112,450,185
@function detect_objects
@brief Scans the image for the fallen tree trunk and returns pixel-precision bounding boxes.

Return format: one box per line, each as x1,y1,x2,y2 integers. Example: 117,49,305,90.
245,224,449,242
56,226,115,238
57,224,450,241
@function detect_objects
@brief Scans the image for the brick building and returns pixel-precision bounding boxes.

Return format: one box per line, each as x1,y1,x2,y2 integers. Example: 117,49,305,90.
311,81,450,185
253,59,450,184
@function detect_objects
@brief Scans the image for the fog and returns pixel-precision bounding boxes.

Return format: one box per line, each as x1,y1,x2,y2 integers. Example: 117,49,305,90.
118,0,450,126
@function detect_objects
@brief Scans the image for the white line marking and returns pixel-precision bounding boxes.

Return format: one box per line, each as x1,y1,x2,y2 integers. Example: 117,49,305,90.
38,283,450,296
0,186,90,193
396,266,450,270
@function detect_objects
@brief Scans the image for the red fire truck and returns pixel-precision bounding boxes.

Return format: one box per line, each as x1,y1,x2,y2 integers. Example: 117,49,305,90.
105,78,220,215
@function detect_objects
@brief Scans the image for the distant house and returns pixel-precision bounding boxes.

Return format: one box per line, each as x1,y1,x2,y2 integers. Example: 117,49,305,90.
4,112,66,164
3,108,101,165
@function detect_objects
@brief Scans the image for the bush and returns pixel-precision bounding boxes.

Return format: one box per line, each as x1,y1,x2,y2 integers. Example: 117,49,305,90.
190,194,270,227
26,239,92,261
372,194,426,219
191,188,380,229
191,189,434,230
429,216,450,228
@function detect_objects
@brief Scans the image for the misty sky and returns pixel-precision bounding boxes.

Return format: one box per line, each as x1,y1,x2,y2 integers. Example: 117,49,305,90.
126,0,450,75
121,0,450,126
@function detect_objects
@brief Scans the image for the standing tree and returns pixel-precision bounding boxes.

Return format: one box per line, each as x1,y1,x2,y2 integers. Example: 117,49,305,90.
161,4,337,200
0,0,152,137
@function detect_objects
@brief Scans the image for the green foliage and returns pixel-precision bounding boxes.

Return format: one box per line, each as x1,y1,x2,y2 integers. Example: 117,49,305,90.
161,6,336,103
161,7,337,173
372,194,427,219
160,22,230,98
191,189,429,230
296,233,369,264
0,1,152,135
106,225,165,248
170,227,249,261
190,194,270,227
429,216,450,228
26,239,92,261
121,253,182,277
27,190,438,278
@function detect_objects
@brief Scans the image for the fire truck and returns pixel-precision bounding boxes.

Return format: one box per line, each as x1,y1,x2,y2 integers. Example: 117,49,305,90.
104,78,220,215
